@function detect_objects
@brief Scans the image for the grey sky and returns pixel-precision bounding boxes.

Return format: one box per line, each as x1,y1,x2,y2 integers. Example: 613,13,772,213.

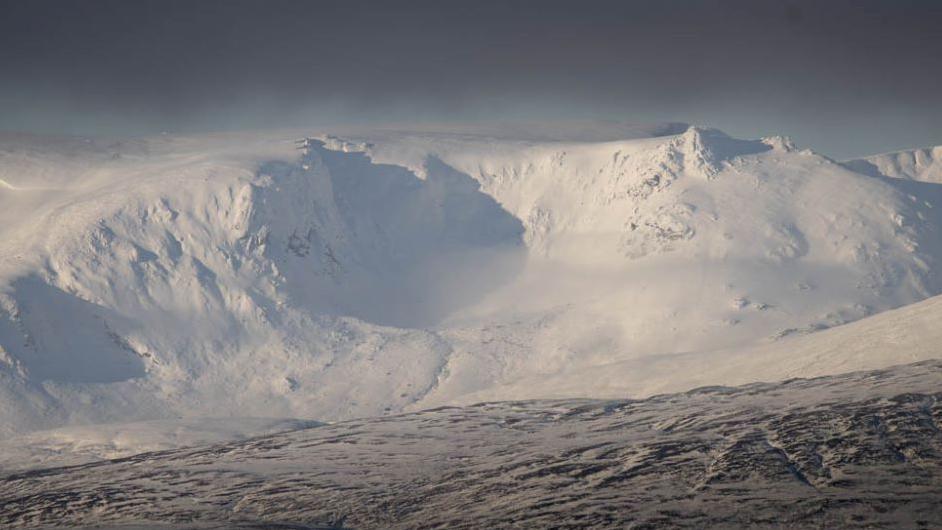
1,0,940,158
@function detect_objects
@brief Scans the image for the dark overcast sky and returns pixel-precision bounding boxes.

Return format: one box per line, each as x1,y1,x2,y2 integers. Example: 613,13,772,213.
1,0,940,158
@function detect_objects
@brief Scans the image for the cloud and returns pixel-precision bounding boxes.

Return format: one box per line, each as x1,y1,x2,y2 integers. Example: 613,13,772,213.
1,0,940,157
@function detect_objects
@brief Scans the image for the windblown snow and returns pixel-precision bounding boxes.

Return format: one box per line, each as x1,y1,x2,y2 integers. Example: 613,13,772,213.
1,124,941,438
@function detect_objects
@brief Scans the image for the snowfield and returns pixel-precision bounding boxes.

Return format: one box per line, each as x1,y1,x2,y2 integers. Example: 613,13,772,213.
0,123,941,440
845,144,942,183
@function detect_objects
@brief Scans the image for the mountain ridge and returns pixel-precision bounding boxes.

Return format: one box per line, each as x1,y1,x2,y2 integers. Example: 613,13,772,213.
844,144,942,183
1,124,941,437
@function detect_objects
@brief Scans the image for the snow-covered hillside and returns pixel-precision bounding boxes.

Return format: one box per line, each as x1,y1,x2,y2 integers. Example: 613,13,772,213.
3,360,940,530
443,288,942,405
1,124,941,437
845,145,942,183
0,416,321,472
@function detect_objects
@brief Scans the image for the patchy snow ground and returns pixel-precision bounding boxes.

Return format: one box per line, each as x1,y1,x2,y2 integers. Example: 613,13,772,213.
0,417,322,472
1,360,940,529
0,124,941,440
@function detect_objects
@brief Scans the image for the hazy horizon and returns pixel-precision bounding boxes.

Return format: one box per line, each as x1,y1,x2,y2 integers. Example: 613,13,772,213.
2,0,941,158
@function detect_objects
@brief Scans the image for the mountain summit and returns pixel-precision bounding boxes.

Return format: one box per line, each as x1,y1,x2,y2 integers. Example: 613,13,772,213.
1,125,942,436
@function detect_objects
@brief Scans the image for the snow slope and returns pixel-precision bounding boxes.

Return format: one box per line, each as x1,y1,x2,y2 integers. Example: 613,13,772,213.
845,144,942,183
1,124,941,437
444,288,942,404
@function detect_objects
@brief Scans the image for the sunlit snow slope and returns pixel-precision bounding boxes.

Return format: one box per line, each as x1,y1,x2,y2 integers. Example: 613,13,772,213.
1,125,941,436
845,145,942,183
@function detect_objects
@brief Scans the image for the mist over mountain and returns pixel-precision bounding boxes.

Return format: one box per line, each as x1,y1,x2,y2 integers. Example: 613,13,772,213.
3,2,942,528
2,0,942,158
2,124,942,440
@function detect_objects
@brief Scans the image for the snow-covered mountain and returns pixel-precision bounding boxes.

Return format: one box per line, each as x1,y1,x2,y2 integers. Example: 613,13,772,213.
1,125,941,437
845,145,942,183
445,287,942,405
